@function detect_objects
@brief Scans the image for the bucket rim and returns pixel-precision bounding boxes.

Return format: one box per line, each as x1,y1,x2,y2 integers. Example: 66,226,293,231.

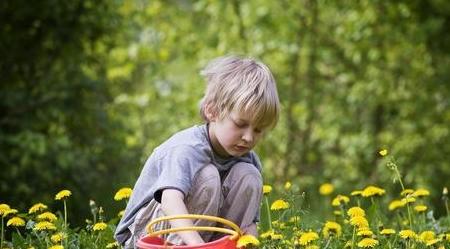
136,235,235,249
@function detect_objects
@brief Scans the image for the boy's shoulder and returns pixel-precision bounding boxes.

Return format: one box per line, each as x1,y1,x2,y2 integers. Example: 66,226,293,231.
152,124,210,158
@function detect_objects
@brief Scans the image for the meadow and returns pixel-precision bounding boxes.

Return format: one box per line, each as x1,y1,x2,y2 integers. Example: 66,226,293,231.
1,151,449,249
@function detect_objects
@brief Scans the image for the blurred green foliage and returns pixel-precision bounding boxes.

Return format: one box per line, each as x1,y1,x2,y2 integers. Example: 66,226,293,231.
1,0,449,224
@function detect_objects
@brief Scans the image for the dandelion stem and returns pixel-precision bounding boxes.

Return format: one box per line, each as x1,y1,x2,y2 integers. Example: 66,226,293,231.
1,216,4,249
445,198,450,218
351,226,356,249
64,200,67,229
264,196,272,231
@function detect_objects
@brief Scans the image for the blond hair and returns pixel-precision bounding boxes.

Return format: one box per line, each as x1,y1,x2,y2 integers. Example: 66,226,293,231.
200,55,280,130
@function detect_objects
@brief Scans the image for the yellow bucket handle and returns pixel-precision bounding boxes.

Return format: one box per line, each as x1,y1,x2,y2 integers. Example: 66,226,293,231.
146,214,242,241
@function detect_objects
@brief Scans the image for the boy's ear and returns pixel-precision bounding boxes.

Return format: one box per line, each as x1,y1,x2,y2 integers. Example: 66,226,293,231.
204,103,218,122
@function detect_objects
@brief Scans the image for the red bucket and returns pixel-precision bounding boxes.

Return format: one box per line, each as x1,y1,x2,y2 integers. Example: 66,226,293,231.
136,235,237,249
136,214,241,249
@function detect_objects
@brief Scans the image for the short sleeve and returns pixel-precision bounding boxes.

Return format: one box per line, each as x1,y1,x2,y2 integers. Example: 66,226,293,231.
152,145,209,203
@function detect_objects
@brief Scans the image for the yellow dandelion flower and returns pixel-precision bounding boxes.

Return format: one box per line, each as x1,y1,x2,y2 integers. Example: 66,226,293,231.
1,208,18,217
106,242,119,248
298,231,319,246
350,216,369,228
348,207,366,217
357,238,379,248
413,188,430,197
332,195,350,206
34,221,57,231
389,199,406,211
414,205,427,213
400,189,414,196
7,217,25,227
48,245,64,249
0,204,10,215
37,212,58,222
351,190,363,196
357,228,373,237
270,199,289,210
402,196,416,203
263,185,272,194
29,203,48,214
51,232,66,243
284,181,292,190
399,229,417,239
319,183,334,196
237,234,260,248
361,185,385,197
93,222,108,231
419,231,435,243
426,238,441,246
260,230,283,240
378,149,388,156
55,190,72,200
118,210,125,218
444,187,448,195
114,187,133,201
380,228,396,235
323,221,342,238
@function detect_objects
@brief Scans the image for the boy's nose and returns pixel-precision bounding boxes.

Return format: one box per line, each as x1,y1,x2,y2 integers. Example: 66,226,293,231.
242,130,254,143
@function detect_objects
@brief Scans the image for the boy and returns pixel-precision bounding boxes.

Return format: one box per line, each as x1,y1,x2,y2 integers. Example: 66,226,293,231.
115,55,280,248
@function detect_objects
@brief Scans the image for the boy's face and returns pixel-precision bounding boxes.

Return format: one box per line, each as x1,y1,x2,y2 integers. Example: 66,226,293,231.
208,110,264,157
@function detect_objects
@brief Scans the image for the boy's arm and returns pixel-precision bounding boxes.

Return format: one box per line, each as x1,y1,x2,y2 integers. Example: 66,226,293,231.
161,189,205,245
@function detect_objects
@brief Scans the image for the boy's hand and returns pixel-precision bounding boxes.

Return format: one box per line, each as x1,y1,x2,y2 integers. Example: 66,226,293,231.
161,189,205,245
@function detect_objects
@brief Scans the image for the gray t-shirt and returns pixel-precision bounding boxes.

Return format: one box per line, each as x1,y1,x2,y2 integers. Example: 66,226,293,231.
114,124,262,243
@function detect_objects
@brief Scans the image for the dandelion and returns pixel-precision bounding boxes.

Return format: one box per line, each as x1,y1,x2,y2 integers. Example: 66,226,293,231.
357,238,379,248
361,185,386,197
260,230,283,240
399,229,417,239
323,221,342,238
298,231,319,246
351,190,363,196
263,185,272,194
332,195,350,206
37,212,58,222
6,217,25,227
419,231,435,243
93,222,108,231
114,187,133,201
284,181,292,190
414,205,427,213
389,199,406,211
400,189,415,196
402,196,416,203
378,149,388,156
118,210,125,218
319,183,334,195
0,204,10,215
426,239,441,246
350,216,369,228
357,228,373,237
106,242,119,248
34,221,57,231
413,188,430,197
1,208,17,217
55,189,71,230
29,203,48,214
55,190,72,200
270,199,289,210
51,232,66,243
348,207,366,217
237,234,260,248
48,245,64,249
380,228,396,235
